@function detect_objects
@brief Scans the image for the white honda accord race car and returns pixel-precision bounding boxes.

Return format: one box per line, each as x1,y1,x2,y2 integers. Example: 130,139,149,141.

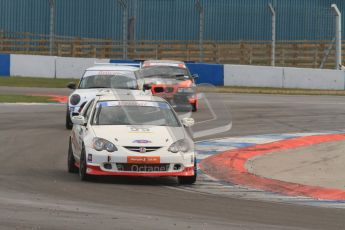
66,64,142,129
67,90,197,184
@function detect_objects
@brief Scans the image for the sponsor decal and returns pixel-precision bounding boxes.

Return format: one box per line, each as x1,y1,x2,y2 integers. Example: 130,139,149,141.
129,127,152,133
127,156,160,164
97,101,170,109
98,71,127,75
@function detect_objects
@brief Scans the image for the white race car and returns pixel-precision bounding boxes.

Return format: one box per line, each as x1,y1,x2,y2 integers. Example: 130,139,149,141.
66,64,142,129
67,90,197,184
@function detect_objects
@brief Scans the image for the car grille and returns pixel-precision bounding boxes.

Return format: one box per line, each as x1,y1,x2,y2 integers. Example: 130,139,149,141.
124,146,162,153
153,87,164,93
116,163,170,172
152,86,175,93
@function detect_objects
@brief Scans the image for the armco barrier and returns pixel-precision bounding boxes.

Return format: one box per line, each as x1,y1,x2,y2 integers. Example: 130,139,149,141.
0,54,10,77
11,54,56,78
187,63,224,86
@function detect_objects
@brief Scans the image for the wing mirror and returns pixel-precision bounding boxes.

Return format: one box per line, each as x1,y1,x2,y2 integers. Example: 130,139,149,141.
67,82,77,90
192,74,199,79
71,115,86,126
181,118,195,127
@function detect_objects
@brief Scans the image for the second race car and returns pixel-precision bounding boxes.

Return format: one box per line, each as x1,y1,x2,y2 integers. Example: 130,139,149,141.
139,60,199,112
65,64,141,129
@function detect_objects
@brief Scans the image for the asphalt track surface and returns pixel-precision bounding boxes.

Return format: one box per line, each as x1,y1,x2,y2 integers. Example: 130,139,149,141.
1,90,345,229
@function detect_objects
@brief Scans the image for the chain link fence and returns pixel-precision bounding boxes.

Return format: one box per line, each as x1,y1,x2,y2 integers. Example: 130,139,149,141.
0,0,343,69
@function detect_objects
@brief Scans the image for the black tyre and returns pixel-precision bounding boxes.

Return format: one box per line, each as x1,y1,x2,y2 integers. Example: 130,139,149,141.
178,158,197,185
79,146,90,181
67,138,78,173
192,101,198,112
65,107,73,130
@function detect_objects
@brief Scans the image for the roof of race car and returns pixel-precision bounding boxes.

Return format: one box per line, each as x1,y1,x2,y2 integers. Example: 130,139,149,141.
144,60,185,64
142,60,186,68
95,89,166,103
86,65,139,72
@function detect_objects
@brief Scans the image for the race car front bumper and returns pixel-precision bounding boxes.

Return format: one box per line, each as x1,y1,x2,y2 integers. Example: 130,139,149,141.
82,147,196,177
165,94,197,112
85,165,195,176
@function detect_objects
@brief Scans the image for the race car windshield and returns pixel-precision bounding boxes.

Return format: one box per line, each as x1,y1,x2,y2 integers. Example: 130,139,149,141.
79,74,138,89
138,66,191,80
92,101,180,127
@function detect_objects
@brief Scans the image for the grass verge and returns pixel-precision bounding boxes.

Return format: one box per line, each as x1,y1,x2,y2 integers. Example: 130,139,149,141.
1,76,345,96
0,95,54,103
199,86,345,96
0,76,77,88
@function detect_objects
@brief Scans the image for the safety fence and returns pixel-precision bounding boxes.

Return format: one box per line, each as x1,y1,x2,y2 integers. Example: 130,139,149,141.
0,31,343,69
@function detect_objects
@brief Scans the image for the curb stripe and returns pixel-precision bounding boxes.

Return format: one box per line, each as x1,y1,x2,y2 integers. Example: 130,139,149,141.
200,133,345,200
29,94,68,103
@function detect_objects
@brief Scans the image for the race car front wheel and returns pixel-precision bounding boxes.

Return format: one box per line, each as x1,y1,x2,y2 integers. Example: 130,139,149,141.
67,138,78,173
178,158,197,185
79,146,90,181
65,107,73,130
192,101,198,112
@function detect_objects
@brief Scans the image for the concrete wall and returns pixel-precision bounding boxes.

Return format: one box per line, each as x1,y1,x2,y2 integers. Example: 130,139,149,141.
187,63,224,86
10,54,56,78
56,57,109,79
224,64,345,90
2,54,345,90
0,54,10,77
283,67,344,90
224,65,284,88
9,54,109,79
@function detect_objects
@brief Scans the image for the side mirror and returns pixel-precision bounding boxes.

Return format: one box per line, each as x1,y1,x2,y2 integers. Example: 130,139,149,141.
181,118,195,127
71,115,86,126
143,84,152,91
192,74,199,79
67,82,77,90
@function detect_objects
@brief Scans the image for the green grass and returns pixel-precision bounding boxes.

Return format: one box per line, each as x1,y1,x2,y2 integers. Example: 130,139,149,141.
1,76,345,96
0,94,54,103
199,86,345,96
0,76,78,88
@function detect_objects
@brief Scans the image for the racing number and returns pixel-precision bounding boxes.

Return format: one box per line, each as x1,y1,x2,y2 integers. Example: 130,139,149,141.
130,127,150,132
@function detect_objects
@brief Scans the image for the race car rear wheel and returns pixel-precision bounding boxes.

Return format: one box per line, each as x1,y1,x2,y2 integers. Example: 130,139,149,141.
79,146,90,181
67,138,78,173
178,158,197,185
65,107,73,130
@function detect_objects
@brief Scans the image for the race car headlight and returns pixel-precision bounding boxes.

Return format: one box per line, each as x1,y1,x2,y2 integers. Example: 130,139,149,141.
70,94,81,105
92,138,117,152
177,87,194,93
168,139,190,153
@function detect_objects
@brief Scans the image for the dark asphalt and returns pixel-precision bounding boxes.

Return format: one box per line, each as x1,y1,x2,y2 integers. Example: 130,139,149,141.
1,92,345,229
